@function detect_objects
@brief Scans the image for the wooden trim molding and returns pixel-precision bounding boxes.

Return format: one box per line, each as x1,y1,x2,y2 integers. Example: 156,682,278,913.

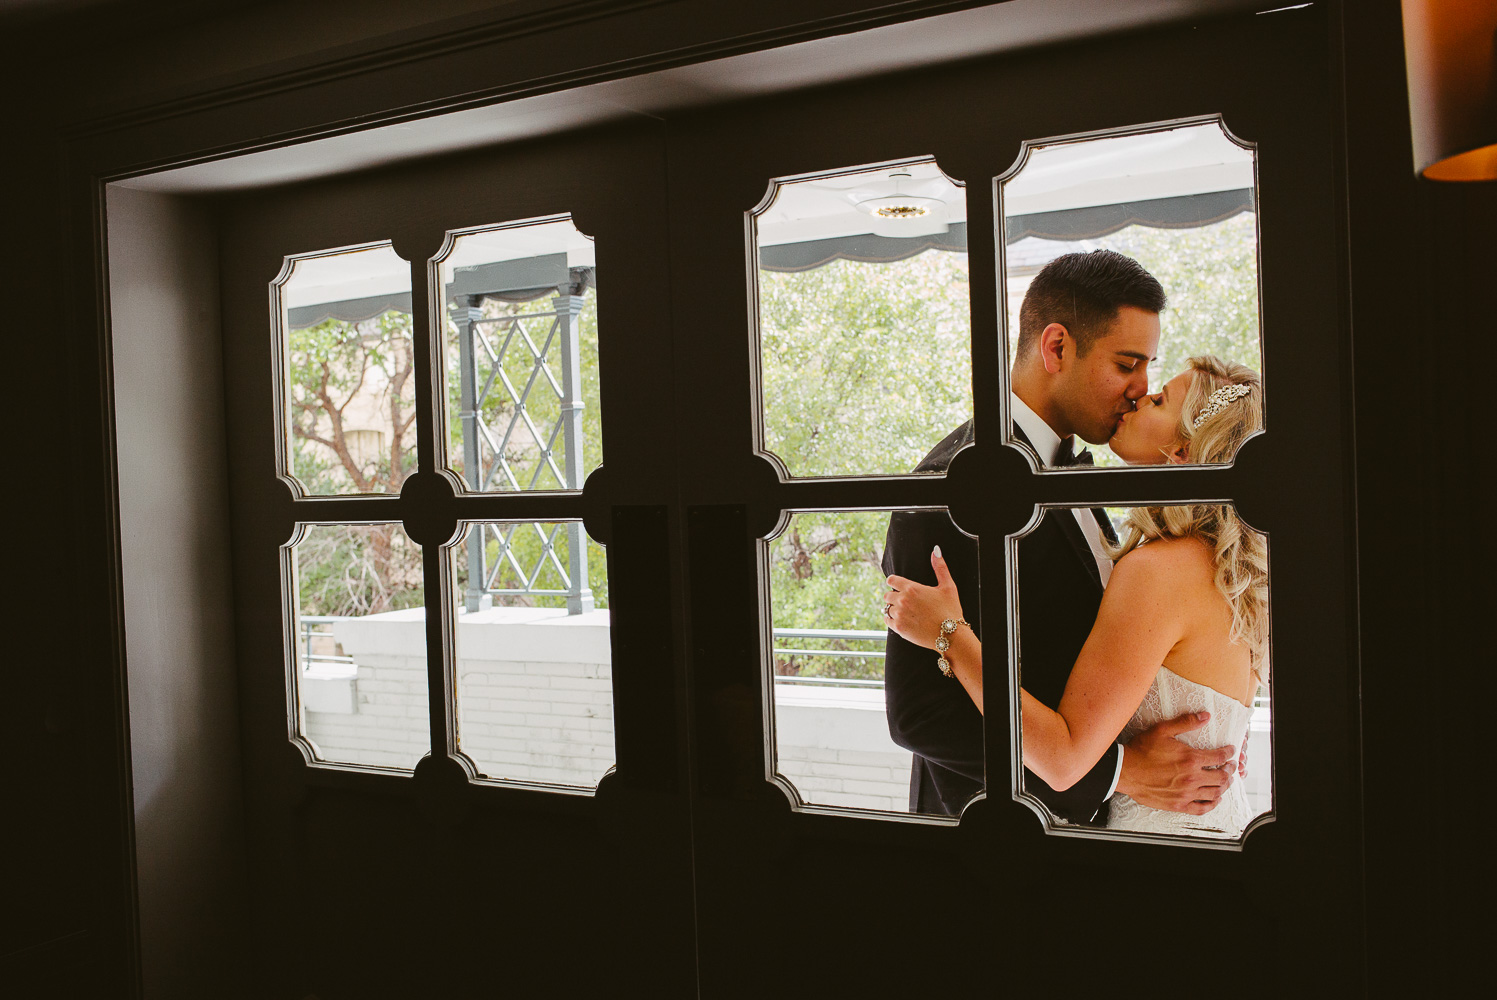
66,1,993,138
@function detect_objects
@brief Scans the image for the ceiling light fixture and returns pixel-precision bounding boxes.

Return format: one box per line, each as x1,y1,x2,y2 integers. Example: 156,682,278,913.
855,170,950,236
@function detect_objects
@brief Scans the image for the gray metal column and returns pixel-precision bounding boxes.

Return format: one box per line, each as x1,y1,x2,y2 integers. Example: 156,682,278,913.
553,290,594,615
451,294,490,613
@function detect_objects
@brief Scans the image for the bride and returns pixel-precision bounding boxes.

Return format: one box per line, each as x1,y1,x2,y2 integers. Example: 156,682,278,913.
883,355,1267,838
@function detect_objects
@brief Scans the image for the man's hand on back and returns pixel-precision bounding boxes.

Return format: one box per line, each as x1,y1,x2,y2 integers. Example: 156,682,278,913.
1114,711,1236,815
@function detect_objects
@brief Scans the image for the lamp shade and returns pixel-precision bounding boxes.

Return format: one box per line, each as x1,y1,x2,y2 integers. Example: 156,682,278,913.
1403,0,1497,181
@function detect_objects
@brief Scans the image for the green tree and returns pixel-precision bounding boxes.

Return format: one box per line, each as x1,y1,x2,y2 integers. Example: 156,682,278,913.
767,510,891,679
758,251,971,678
291,289,609,621
297,523,425,618
291,215,1257,637
289,310,422,617
1090,215,1261,463
289,309,419,493
759,252,972,478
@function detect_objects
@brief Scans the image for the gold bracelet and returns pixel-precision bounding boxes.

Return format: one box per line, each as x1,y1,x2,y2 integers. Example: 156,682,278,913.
934,618,970,678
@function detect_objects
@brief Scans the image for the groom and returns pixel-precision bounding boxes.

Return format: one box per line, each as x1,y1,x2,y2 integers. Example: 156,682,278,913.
883,249,1238,822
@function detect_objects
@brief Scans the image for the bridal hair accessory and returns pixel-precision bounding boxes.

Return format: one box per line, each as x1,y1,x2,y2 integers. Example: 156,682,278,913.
1192,383,1252,430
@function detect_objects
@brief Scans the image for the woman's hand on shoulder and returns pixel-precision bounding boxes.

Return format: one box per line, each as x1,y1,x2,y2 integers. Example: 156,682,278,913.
883,547,963,650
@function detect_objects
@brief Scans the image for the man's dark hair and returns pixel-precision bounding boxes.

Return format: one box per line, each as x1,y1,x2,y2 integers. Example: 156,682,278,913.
1015,249,1166,359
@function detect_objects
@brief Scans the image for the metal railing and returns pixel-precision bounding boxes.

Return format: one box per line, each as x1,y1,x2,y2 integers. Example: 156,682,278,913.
770,627,887,688
300,615,354,667
300,616,888,684
296,608,914,689
298,616,1256,711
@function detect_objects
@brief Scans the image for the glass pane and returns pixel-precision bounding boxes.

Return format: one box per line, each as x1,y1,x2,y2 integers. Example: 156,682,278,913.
1000,119,1261,467
1009,503,1272,843
290,522,428,771
753,160,972,478
449,520,613,789
766,509,976,816
435,217,600,494
277,244,417,495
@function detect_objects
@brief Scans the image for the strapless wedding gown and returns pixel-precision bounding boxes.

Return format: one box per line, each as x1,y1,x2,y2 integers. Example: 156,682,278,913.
1107,667,1256,839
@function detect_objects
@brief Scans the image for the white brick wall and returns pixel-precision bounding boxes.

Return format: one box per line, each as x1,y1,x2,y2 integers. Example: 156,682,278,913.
308,606,617,785
304,607,1273,823
304,606,914,805
306,613,432,769
772,684,913,812
454,649,614,785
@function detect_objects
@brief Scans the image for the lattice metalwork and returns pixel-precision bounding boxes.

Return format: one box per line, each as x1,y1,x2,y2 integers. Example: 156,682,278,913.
454,298,578,492
468,520,578,598
450,273,594,614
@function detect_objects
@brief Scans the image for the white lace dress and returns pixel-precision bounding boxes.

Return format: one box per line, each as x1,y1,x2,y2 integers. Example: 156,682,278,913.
1107,667,1256,839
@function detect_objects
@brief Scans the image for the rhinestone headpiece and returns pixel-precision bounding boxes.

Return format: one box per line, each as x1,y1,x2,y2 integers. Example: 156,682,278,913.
1192,383,1252,430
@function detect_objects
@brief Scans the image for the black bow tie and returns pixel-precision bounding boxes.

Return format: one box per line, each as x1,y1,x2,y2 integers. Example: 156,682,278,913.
1052,439,1118,545
1054,439,1093,467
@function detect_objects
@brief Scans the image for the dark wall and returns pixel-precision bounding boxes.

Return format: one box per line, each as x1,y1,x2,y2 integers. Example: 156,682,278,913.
2,36,136,1000
1336,9,1492,990
107,185,248,998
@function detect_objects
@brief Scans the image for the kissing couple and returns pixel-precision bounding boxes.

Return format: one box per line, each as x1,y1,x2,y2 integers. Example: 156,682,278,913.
881,249,1266,839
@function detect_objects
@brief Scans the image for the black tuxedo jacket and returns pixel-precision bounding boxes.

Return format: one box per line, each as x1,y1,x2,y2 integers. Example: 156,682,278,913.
882,420,1121,822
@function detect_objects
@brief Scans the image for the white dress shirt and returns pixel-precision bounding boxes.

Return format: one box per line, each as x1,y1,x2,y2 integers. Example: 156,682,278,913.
1009,394,1116,586
1010,392,1125,802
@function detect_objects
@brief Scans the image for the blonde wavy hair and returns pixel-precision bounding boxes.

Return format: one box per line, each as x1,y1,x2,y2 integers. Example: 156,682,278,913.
1111,355,1270,669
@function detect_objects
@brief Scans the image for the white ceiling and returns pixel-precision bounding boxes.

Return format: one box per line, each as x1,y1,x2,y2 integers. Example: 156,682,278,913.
278,118,1257,305
757,159,967,246
281,244,408,309
754,120,1254,247
281,217,598,308
1002,119,1255,215
441,218,597,276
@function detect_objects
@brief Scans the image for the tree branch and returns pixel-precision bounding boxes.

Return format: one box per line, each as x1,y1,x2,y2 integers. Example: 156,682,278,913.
310,355,368,491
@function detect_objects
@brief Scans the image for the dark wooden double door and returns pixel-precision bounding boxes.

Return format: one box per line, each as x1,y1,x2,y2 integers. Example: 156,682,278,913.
220,10,1362,995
